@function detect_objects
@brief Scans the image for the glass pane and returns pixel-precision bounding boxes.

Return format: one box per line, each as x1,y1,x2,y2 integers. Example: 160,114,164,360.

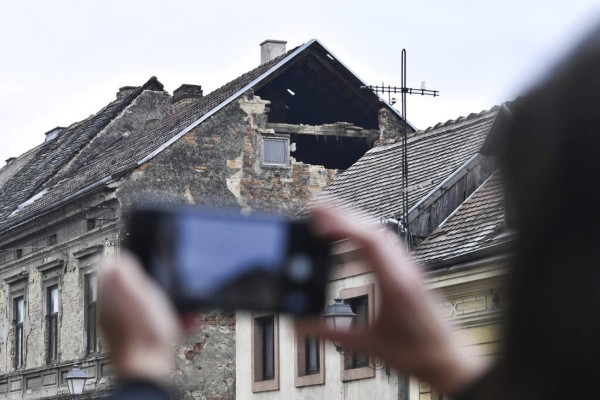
262,317,274,379
16,298,24,323
49,317,57,361
263,139,287,164
16,326,22,368
306,336,319,374
49,287,59,314
88,305,97,353
348,296,369,368
89,274,97,302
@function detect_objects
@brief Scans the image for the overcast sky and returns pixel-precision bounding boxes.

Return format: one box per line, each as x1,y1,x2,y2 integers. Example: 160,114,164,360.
1,0,599,166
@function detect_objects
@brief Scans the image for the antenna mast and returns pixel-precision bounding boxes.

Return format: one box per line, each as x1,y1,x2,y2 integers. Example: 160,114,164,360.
361,49,439,247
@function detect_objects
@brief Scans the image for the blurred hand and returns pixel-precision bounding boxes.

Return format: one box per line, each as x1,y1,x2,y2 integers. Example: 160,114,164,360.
300,206,486,396
99,253,179,383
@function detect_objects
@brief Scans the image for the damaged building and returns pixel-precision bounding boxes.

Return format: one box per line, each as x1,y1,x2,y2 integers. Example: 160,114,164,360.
235,105,510,399
0,39,408,399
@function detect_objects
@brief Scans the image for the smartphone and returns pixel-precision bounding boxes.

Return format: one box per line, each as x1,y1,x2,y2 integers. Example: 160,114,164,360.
126,206,330,315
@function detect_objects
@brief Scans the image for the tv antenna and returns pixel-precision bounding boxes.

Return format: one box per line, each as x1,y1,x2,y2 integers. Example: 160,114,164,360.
361,49,439,247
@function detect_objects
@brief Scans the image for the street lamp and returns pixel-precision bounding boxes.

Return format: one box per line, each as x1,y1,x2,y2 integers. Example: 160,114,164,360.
322,298,356,353
321,298,386,371
66,364,88,396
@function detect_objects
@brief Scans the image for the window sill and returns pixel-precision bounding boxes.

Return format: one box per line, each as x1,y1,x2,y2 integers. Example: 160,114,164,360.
295,372,325,387
251,378,279,393
341,365,375,381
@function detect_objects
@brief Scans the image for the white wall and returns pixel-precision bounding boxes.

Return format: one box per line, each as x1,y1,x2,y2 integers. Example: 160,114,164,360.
236,272,402,400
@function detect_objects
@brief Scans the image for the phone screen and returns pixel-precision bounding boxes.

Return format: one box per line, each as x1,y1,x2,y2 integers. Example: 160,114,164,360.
175,215,288,298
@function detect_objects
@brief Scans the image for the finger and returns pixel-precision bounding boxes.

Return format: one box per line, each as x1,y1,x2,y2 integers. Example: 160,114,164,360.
295,318,373,355
311,205,420,289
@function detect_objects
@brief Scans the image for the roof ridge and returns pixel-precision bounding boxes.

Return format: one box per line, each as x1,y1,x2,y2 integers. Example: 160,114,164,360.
202,45,301,100
421,104,500,134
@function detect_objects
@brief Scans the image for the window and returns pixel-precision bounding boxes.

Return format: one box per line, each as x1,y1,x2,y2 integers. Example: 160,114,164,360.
47,234,57,246
339,284,375,381
14,297,24,369
251,313,279,392
295,333,325,387
305,336,320,374
7,275,27,370
87,219,96,231
346,296,369,369
15,249,22,259
259,316,275,380
262,137,288,166
47,285,59,363
85,273,98,354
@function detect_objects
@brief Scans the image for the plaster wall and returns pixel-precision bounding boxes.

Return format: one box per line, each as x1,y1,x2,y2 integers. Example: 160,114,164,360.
236,271,400,400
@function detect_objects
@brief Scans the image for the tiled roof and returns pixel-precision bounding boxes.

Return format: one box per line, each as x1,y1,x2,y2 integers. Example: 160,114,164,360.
412,171,505,265
0,77,164,223
316,107,499,222
0,45,302,229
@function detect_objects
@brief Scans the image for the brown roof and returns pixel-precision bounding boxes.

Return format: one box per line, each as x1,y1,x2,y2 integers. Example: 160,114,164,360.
0,77,163,222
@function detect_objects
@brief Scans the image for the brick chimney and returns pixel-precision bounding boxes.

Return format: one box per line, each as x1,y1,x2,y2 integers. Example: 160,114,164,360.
260,40,287,65
5,157,16,165
171,84,203,112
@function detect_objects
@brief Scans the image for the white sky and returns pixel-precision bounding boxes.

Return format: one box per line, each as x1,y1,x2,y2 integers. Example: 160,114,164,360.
1,0,599,166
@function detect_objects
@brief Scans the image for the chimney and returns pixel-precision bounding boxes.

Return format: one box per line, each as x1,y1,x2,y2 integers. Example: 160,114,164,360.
260,40,287,65
5,157,16,165
44,127,66,142
117,86,139,99
171,84,203,112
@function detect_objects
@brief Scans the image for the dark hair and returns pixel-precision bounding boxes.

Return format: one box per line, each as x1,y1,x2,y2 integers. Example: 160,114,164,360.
502,23,600,400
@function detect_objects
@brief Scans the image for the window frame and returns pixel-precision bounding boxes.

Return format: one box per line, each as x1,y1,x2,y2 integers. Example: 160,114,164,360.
251,313,279,393
6,275,28,371
84,272,98,355
339,283,375,381
38,258,63,364
294,332,325,387
14,296,25,370
46,285,59,364
261,135,290,167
